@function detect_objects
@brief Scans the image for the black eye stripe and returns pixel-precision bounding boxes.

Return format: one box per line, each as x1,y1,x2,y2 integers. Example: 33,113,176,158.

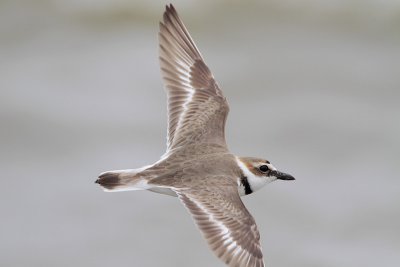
259,165,269,172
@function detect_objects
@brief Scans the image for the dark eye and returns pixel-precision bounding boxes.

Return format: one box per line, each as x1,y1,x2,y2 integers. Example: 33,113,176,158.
259,165,269,172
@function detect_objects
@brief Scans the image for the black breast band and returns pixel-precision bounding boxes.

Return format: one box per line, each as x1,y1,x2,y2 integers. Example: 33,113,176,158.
241,176,253,195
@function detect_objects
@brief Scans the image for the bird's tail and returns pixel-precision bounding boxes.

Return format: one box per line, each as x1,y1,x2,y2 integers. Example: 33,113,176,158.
96,167,152,192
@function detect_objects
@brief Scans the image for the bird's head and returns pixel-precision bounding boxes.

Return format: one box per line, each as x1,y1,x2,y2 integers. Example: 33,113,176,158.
236,157,295,189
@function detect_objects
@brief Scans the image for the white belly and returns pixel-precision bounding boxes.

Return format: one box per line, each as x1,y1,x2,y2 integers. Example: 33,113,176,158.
148,187,178,197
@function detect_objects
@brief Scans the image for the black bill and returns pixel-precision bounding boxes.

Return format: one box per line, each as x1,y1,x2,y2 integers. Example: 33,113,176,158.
270,170,295,180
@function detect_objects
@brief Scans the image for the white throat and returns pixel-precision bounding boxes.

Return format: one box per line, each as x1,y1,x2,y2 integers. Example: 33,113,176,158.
235,157,275,196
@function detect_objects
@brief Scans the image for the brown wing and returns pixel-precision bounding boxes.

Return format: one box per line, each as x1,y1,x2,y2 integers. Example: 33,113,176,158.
174,180,265,267
159,4,229,152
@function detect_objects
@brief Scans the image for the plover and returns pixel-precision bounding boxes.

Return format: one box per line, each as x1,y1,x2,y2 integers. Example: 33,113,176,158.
96,4,295,267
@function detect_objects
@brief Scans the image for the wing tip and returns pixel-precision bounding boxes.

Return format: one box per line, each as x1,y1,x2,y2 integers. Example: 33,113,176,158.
163,3,178,24
165,3,177,17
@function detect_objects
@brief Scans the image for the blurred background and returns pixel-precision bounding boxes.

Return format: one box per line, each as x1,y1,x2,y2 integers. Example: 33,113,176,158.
1,0,399,266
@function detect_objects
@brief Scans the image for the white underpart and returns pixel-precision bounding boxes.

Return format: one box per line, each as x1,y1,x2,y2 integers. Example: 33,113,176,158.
235,157,276,196
148,185,178,197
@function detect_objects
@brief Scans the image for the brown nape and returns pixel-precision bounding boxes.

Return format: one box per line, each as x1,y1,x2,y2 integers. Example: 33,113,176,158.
96,172,121,190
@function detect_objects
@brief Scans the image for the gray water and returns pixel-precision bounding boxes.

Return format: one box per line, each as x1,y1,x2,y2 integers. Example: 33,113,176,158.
1,1,399,266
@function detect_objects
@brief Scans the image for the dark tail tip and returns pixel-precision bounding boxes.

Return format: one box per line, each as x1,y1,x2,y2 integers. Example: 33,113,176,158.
96,172,121,190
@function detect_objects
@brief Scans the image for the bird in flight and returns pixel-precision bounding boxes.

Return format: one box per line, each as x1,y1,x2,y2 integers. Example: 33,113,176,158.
96,4,295,267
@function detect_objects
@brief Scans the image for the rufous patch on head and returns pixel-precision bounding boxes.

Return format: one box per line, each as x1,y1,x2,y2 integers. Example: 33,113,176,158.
242,161,261,176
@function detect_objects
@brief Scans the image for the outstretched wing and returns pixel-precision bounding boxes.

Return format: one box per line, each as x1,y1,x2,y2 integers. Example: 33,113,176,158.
159,4,229,152
174,179,265,267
